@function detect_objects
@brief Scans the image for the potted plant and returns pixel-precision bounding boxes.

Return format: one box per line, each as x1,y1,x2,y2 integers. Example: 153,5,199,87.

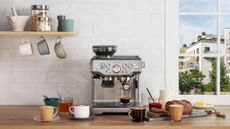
202,83,214,95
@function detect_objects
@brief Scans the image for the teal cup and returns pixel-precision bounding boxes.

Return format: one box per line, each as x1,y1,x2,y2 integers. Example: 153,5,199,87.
44,98,59,107
62,19,74,32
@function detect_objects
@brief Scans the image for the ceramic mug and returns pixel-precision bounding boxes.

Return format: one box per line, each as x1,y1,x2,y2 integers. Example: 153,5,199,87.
128,106,145,122
44,98,59,108
62,19,74,32
54,37,67,59
40,106,58,122
37,36,50,55
19,38,33,56
69,105,90,118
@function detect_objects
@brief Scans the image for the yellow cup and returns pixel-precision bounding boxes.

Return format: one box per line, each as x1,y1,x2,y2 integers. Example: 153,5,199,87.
39,106,58,122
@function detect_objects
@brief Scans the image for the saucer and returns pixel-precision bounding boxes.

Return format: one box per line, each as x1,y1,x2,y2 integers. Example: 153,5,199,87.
69,114,95,120
193,103,214,109
33,116,60,122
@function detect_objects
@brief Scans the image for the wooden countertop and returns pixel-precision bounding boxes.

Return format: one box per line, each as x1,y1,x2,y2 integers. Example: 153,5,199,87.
0,105,229,129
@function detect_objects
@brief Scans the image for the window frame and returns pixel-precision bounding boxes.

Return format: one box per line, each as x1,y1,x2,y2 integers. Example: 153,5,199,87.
165,0,230,104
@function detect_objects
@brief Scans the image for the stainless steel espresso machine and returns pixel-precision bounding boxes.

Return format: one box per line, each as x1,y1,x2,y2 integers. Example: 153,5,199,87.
90,45,144,114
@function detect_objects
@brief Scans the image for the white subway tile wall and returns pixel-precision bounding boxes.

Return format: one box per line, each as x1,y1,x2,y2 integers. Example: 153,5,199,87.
0,0,164,104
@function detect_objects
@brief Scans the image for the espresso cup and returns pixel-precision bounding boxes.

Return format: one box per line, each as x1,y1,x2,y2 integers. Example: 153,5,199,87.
37,36,50,55
169,104,184,122
120,97,130,104
128,106,146,122
39,106,58,122
19,38,33,56
69,105,90,118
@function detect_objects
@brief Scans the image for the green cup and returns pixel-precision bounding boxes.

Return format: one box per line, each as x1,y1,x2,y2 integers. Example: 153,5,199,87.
62,19,74,32
44,98,59,107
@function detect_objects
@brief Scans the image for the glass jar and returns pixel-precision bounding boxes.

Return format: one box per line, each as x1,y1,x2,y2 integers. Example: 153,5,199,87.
36,17,52,32
31,5,49,31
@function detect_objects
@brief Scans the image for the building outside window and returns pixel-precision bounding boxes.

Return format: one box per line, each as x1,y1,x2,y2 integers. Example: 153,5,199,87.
204,47,210,53
179,0,230,95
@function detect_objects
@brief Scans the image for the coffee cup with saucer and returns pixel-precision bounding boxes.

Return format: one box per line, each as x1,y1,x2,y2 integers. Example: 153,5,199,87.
69,105,93,120
33,106,59,122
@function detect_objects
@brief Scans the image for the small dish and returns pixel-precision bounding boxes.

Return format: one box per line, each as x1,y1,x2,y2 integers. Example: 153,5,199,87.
33,116,60,122
69,114,95,120
193,103,214,109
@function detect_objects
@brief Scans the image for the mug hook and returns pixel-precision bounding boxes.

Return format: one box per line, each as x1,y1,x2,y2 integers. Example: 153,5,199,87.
56,37,62,43
40,36,45,41
21,38,30,45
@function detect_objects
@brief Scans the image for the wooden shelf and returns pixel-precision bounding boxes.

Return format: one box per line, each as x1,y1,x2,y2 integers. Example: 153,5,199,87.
0,31,78,36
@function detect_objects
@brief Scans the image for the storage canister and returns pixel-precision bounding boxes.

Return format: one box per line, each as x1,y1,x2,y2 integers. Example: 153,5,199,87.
31,5,49,31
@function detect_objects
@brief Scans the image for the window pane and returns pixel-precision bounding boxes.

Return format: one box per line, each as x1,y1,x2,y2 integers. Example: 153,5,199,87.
222,18,230,55
179,56,216,95
179,16,217,54
180,0,216,12
221,0,230,12
220,56,230,95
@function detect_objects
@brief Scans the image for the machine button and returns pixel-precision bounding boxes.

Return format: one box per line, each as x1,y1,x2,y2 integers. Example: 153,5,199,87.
95,63,100,69
122,64,127,69
112,64,121,73
106,63,111,69
100,63,106,69
133,63,138,69
128,63,133,69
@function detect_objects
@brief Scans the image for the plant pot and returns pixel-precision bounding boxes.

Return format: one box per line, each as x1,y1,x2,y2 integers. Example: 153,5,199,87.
204,92,214,95
220,92,230,95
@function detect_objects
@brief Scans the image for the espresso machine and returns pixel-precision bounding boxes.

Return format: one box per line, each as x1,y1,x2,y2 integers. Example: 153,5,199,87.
90,45,144,114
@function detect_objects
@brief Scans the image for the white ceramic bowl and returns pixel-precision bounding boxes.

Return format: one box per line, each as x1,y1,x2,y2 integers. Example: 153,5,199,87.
7,16,29,31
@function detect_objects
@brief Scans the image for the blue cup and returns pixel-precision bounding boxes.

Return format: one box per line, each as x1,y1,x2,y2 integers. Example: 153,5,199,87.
44,98,59,107
62,19,74,32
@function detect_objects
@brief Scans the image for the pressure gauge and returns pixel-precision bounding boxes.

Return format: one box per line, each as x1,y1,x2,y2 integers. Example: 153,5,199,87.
112,64,121,73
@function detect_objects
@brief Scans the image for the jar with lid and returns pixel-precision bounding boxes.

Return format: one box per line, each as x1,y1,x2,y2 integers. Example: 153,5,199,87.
36,17,52,32
31,5,49,31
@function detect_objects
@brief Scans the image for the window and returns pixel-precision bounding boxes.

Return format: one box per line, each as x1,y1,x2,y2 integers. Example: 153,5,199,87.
178,0,230,95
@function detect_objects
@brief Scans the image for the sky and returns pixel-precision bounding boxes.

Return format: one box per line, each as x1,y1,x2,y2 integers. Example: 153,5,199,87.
179,0,230,47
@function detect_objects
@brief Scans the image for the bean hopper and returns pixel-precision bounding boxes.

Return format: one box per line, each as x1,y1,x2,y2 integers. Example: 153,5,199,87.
90,45,144,114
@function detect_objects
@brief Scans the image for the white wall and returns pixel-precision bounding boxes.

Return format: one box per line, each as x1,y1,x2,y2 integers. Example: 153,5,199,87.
0,0,165,105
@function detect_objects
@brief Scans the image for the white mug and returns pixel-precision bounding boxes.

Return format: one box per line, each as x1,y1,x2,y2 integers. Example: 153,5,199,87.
19,38,33,56
69,105,90,118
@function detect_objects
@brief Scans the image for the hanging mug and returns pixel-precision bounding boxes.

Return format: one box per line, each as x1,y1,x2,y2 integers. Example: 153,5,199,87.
19,38,33,56
37,36,50,55
54,37,67,59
